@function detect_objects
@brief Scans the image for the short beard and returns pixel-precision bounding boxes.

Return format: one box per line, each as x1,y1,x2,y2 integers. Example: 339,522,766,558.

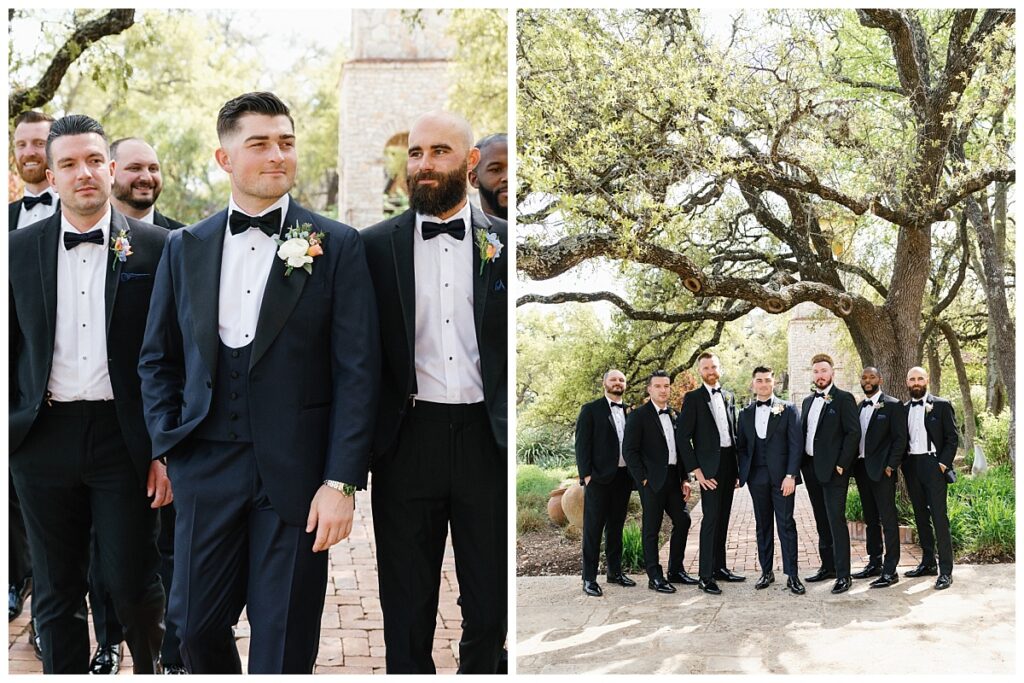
606,386,624,397
113,180,160,211
861,383,877,395
477,183,507,220
17,159,47,185
908,386,927,399
410,161,468,217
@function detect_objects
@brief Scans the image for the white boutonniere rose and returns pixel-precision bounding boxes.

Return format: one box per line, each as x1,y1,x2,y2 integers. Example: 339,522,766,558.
771,403,785,416
275,222,326,276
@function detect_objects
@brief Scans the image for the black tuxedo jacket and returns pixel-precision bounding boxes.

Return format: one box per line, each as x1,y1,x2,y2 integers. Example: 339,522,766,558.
736,399,803,487
9,208,169,484
677,386,737,479
801,386,861,482
622,401,678,492
860,394,908,480
138,197,380,526
575,397,624,485
908,395,959,469
153,210,185,230
9,196,60,231
360,205,507,458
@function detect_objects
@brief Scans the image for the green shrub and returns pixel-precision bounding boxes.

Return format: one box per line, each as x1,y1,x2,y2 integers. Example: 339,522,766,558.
517,507,548,534
977,411,1011,469
944,465,1015,558
845,485,863,522
517,426,576,469
620,521,645,573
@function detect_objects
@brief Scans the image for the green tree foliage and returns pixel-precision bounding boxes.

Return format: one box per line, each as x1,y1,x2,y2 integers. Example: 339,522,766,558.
447,8,508,136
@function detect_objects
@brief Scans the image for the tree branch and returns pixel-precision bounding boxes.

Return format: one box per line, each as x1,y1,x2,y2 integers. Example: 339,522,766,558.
516,290,755,323
930,168,1016,220
857,9,930,118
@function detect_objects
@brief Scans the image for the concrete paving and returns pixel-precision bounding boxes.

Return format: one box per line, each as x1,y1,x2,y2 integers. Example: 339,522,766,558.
516,563,1016,674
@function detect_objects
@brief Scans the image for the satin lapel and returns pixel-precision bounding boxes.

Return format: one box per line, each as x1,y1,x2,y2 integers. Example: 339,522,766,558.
104,211,129,335
250,199,310,370
648,402,669,452
470,205,493,340
183,211,227,380
766,403,783,440
36,213,61,358
390,211,417,375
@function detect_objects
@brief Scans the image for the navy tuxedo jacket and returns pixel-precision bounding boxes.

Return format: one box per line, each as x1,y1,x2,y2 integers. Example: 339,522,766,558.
736,399,803,487
575,397,624,485
677,386,738,479
138,197,380,526
859,394,908,480
801,386,861,482
360,205,507,459
10,208,168,484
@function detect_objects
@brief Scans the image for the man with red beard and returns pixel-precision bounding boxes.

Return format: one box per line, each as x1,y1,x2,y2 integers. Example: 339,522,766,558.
468,133,507,220
10,110,57,230
110,138,185,230
361,111,507,674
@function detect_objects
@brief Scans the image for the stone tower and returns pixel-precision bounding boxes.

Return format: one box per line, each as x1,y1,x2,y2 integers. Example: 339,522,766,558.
338,10,454,228
787,302,861,405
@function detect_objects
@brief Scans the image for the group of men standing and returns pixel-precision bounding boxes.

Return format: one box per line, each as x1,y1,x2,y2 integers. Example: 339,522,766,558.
575,352,960,600
8,94,508,674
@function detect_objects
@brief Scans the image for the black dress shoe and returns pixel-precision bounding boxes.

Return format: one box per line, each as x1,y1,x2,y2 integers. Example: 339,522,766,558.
754,571,775,590
804,567,837,583
29,617,42,660
648,577,676,593
714,567,746,582
786,575,805,595
698,578,722,595
934,574,953,590
9,578,31,622
583,580,603,597
869,573,899,588
830,576,852,594
606,572,636,587
89,644,121,675
851,563,882,579
163,664,188,674
666,570,699,585
904,563,938,577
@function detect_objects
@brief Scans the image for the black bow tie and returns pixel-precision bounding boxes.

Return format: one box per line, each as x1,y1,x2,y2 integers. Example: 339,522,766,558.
23,193,53,210
861,399,874,408
658,408,671,416
756,400,772,407
610,402,624,410
63,229,104,250
421,218,466,241
710,387,722,394
814,391,827,399
229,208,282,238
910,399,924,407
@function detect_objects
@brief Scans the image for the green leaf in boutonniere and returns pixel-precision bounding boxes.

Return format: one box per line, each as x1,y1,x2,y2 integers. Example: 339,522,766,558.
275,222,326,276
475,228,503,276
110,229,132,270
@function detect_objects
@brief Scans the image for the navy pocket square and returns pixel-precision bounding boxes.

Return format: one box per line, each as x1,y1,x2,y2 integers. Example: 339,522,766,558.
875,414,888,420
119,272,151,282
494,279,506,292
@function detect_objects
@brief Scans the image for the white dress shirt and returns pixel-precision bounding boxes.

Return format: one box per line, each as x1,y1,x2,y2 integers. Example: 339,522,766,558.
413,202,484,404
607,396,626,467
704,383,733,447
907,394,935,454
15,186,59,229
218,195,289,348
47,208,115,402
754,398,772,439
804,383,833,456
652,403,677,465
859,392,881,458
139,206,156,225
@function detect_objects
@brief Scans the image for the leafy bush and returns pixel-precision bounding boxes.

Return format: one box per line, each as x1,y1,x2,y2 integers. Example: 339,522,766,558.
517,507,548,534
516,464,576,535
620,521,645,573
944,465,1015,558
977,411,1011,469
845,485,863,522
517,426,576,469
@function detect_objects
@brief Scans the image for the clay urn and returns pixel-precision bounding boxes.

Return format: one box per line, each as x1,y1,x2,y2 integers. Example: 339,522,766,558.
561,482,585,532
547,488,569,526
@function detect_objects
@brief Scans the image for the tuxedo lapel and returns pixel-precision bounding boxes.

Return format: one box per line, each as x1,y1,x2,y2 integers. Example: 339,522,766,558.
104,211,129,335
9,200,22,231
183,211,227,380
390,211,417,378
470,205,493,340
250,199,312,370
36,213,61,358
765,403,783,440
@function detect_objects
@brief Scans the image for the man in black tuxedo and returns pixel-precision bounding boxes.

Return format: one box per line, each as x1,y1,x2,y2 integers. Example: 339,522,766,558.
110,137,186,230
902,367,959,590
9,110,58,231
735,366,804,595
468,133,507,220
138,92,380,674
9,114,169,674
575,369,637,597
361,111,506,674
851,367,908,588
622,370,693,594
800,353,861,594
678,352,744,594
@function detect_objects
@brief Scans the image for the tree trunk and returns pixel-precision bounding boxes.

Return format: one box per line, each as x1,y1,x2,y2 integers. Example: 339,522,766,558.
938,321,975,460
927,336,942,394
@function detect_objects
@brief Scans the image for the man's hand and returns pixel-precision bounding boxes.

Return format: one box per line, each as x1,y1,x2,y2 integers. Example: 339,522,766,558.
939,463,947,473
694,468,717,491
682,480,691,502
147,460,173,509
885,466,893,477
306,485,355,552
835,466,844,475
781,477,795,497
584,475,592,486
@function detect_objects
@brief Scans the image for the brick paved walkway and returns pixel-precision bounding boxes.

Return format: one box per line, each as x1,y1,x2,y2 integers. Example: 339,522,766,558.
8,488,462,674
672,484,923,575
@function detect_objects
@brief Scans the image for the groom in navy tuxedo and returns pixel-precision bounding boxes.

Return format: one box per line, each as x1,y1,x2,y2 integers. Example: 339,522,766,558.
138,92,379,673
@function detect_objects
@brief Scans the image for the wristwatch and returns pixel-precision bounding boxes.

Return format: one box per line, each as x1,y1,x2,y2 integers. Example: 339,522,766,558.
323,480,357,497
